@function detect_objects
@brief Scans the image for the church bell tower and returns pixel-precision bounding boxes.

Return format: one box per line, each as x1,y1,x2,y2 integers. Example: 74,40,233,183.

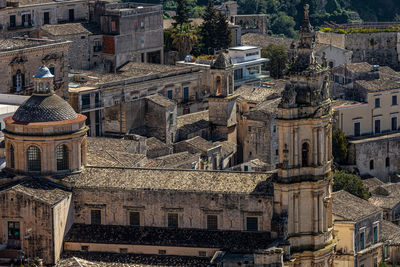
273,4,335,266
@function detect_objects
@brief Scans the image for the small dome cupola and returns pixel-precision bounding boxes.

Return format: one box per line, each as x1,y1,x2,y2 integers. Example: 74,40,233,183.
33,65,54,95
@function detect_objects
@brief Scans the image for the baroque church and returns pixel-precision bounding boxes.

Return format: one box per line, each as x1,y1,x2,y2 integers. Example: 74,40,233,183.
0,5,335,266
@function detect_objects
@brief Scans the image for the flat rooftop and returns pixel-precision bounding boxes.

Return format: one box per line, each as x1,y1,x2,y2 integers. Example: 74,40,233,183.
229,45,259,51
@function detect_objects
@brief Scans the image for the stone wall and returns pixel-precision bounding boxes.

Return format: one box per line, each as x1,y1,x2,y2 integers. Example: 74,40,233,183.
0,40,70,96
72,187,274,232
232,15,268,35
316,31,400,70
348,134,400,182
0,0,89,38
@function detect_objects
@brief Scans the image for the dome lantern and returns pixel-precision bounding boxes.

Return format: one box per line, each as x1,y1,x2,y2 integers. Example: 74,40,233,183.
33,65,54,95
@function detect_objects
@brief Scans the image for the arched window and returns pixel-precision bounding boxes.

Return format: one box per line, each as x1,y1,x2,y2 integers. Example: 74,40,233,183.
228,75,233,95
27,146,41,172
386,157,390,168
9,144,14,169
216,76,222,95
302,143,309,167
370,160,374,170
56,144,69,171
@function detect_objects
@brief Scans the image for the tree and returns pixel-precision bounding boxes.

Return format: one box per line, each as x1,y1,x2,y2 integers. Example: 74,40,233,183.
333,171,370,200
332,129,348,164
325,0,341,14
262,44,287,79
215,12,231,50
173,0,191,27
171,23,198,60
270,12,297,38
200,0,218,54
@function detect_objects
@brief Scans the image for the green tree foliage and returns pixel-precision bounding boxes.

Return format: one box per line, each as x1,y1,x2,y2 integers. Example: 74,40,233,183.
270,12,297,38
262,44,287,79
199,0,230,54
200,0,218,53
332,129,348,164
333,171,370,200
173,0,191,26
215,12,231,50
325,0,341,14
171,23,198,60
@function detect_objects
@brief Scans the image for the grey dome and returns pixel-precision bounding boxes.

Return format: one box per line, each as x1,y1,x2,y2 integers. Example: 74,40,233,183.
34,65,54,78
12,94,78,123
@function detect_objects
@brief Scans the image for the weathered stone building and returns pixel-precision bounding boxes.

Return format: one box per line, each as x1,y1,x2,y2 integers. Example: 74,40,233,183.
0,6,339,266
0,37,70,96
0,0,89,38
68,62,203,136
231,14,268,35
317,22,400,71
333,190,384,266
332,65,400,181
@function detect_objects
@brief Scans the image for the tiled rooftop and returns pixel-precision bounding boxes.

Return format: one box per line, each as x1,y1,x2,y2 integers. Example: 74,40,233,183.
370,183,400,209
380,220,400,245
177,110,209,129
235,80,285,103
244,98,280,121
362,177,384,192
1,178,70,206
59,251,210,267
241,33,298,50
355,79,400,92
69,63,198,89
41,23,101,36
146,152,199,168
332,190,381,221
65,223,273,250
64,167,273,195
146,94,176,107
146,137,171,153
0,38,66,52
182,136,217,152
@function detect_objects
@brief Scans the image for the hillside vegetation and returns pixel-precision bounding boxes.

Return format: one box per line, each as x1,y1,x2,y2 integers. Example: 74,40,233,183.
136,0,400,37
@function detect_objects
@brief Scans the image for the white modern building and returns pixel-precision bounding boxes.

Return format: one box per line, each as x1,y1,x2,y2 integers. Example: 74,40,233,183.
228,45,268,88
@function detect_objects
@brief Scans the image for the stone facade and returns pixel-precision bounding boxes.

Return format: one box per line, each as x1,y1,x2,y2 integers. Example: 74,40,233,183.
0,37,70,96
231,15,268,35
316,25,400,71
0,0,88,38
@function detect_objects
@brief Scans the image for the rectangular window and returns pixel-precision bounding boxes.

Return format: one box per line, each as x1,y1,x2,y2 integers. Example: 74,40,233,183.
375,98,380,108
360,231,365,250
9,15,16,28
158,250,166,255
199,251,207,257
69,9,75,22
91,210,101,225
207,214,218,230
8,221,20,240
392,117,397,131
244,165,248,172
183,87,189,102
246,217,258,231
375,119,381,134
354,122,360,136
234,69,243,80
167,90,173,99
129,212,140,226
111,20,117,32
168,213,178,228
120,248,127,254
81,246,89,251
43,12,50,25
373,225,378,243
393,95,398,106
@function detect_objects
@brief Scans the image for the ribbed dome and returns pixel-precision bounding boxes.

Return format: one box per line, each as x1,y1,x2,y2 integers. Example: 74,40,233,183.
12,94,78,123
